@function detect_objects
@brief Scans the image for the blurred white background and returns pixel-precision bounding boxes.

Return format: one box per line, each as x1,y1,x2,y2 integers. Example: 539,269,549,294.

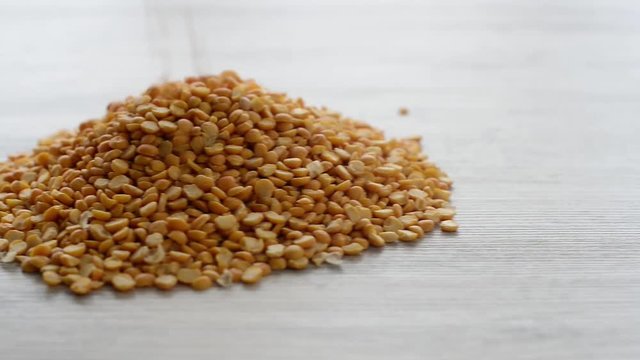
2,0,639,150
0,1,639,359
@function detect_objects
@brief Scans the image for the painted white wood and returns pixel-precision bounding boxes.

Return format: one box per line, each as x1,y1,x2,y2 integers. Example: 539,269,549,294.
0,1,638,359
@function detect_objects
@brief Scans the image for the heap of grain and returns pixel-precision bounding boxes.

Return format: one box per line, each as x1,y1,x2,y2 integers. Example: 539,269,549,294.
0,71,457,295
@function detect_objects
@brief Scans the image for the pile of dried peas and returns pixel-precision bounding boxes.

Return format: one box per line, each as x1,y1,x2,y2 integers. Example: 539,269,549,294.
0,71,457,295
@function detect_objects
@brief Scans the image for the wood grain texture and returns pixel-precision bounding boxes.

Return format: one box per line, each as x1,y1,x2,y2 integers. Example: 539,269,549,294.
0,0,639,359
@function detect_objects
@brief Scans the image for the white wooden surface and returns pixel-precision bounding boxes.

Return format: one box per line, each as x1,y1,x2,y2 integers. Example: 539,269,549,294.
1,0,639,359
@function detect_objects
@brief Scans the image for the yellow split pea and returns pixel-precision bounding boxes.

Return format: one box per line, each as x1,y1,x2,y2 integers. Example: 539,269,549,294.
0,71,455,295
